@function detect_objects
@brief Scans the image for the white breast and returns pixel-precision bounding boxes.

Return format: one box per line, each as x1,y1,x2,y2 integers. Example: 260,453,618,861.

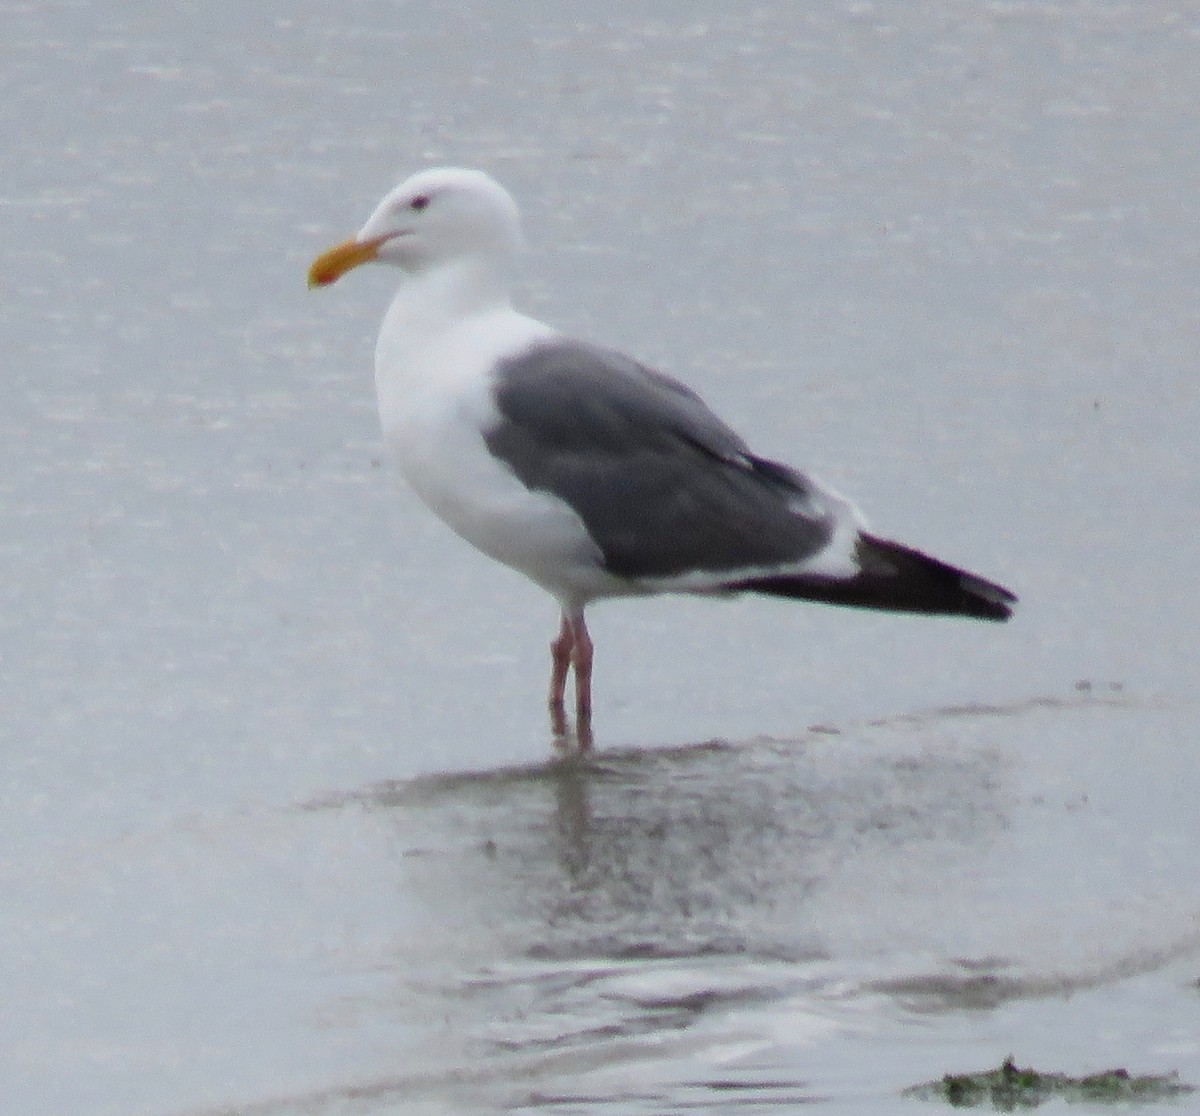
374,306,623,607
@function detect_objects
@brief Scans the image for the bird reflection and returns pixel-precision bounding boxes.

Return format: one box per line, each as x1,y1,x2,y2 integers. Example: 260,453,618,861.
321,710,1008,970
546,753,595,883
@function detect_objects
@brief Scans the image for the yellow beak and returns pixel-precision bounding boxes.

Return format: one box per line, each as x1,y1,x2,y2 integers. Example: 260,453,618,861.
307,233,391,288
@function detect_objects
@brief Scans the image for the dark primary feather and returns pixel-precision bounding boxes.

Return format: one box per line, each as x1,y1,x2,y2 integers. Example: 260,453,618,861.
485,339,835,580
727,533,1017,620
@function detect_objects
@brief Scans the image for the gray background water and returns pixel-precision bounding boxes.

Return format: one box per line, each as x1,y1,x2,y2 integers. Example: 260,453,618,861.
2,2,1197,1113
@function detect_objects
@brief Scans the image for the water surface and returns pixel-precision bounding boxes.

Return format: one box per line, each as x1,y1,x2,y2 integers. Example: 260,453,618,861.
2,3,1198,1113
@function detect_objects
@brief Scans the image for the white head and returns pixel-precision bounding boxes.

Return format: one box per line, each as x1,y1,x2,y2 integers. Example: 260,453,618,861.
308,167,524,287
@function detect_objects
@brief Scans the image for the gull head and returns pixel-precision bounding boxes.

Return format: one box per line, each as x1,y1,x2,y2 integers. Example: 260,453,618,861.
308,167,524,287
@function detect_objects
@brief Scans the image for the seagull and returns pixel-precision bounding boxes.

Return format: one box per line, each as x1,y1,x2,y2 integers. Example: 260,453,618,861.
308,167,1016,735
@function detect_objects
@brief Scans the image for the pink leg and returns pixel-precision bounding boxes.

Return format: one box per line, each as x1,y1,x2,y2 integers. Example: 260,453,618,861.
549,612,574,712
569,611,594,724
547,609,594,740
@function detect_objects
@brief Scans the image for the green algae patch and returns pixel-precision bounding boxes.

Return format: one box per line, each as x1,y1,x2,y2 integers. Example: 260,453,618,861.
904,1057,1194,1108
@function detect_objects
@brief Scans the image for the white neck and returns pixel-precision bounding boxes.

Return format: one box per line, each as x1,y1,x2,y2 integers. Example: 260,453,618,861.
373,253,525,411
383,255,512,349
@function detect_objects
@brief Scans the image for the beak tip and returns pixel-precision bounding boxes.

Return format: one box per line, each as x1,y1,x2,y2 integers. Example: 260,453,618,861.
307,234,385,291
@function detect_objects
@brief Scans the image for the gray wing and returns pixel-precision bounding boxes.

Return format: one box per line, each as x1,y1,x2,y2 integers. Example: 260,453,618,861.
484,339,836,581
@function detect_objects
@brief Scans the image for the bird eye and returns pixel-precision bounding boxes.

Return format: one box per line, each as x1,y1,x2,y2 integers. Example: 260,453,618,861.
409,194,430,211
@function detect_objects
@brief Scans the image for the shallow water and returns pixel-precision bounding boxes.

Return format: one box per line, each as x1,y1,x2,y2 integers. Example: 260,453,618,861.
2,3,1198,1114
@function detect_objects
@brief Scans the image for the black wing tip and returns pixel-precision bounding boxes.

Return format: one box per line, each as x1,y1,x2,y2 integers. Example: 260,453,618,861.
728,533,1018,622
856,533,1018,621
958,572,1018,621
